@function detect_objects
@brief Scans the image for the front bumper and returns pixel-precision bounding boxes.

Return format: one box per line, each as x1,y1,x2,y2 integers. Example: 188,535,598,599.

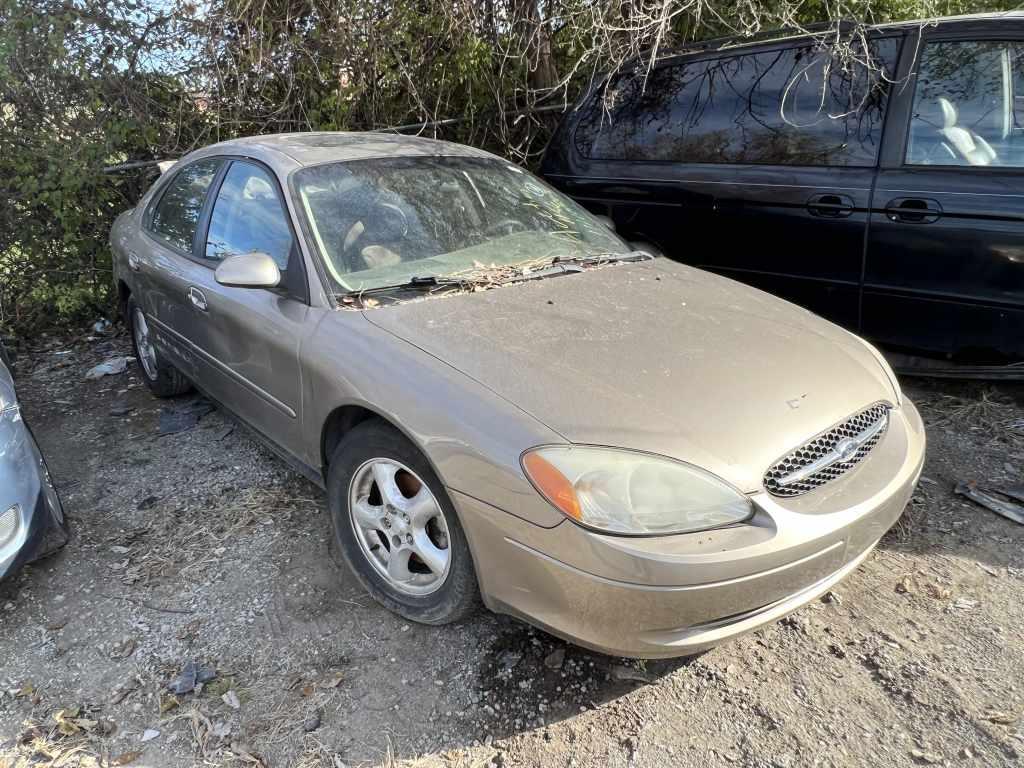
454,400,925,658
0,490,59,579
1,413,65,580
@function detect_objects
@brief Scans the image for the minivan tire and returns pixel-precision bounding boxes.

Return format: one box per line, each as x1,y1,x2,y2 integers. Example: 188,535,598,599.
327,419,480,625
127,298,192,398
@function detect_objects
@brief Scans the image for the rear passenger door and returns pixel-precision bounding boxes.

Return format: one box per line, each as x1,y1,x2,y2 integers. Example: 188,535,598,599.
557,35,901,330
864,30,1024,364
138,158,225,379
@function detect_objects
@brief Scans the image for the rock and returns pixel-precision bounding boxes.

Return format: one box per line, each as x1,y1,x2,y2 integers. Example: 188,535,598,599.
544,648,565,670
499,650,522,670
303,710,322,732
610,664,654,684
109,402,133,417
140,729,160,742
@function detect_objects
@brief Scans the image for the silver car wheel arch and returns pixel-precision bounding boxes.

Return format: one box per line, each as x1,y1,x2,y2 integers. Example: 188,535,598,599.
348,458,452,596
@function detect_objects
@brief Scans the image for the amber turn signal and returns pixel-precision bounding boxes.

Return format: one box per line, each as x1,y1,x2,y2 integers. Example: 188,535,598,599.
522,451,582,520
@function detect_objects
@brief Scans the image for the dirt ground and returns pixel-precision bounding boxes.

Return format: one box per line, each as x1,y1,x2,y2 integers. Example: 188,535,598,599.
0,329,1022,768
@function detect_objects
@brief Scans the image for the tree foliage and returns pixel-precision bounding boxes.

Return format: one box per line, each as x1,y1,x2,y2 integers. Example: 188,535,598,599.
0,0,1015,333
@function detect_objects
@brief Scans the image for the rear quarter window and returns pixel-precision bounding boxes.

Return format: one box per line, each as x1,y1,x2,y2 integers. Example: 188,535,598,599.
575,37,899,167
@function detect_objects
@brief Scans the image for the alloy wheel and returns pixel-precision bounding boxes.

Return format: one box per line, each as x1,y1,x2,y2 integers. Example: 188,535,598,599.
348,458,452,595
132,307,158,381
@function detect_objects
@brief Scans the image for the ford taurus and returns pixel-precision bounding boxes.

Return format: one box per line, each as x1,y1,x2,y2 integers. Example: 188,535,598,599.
110,133,925,658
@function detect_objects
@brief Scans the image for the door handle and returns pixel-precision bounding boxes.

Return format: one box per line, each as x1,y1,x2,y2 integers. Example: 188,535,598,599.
127,252,141,272
884,197,942,224
188,286,208,312
807,193,854,218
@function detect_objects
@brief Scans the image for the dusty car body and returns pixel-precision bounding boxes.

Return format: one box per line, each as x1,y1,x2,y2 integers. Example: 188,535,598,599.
110,133,925,657
0,343,68,579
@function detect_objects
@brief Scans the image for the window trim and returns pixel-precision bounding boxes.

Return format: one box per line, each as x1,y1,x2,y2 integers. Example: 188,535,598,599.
571,33,904,170
196,157,311,305
142,158,226,258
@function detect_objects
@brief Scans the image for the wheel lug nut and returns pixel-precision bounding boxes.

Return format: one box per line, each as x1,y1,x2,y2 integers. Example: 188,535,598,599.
405,534,413,545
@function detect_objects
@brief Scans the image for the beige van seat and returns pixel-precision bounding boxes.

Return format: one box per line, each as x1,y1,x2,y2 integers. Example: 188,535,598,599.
938,97,997,166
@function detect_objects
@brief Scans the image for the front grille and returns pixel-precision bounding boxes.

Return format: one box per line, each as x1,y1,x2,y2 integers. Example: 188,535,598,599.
764,403,891,498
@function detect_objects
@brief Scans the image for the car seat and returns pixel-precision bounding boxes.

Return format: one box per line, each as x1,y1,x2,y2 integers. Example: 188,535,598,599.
937,97,998,166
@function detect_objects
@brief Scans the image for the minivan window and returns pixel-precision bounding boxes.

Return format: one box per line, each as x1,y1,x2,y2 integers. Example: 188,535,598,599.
148,159,222,253
206,162,294,268
906,40,1024,167
575,38,898,167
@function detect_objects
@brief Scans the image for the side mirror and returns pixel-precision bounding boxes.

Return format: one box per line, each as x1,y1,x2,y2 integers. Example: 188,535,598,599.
215,252,281,289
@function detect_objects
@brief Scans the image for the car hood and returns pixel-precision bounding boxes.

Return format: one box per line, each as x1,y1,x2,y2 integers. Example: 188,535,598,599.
363,259,897,493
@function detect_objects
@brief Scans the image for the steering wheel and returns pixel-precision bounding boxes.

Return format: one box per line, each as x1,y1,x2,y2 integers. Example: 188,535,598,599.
485,219,528,237
341,202,411,271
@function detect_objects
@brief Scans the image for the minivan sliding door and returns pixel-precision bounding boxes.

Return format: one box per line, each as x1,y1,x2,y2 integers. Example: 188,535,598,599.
865,31,1024,365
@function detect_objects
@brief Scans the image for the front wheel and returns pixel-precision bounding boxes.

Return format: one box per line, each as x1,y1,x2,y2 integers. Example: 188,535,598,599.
327,420,479,625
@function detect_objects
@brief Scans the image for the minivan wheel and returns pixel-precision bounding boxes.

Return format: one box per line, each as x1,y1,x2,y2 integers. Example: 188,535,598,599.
127,298,191,398
327,420,479,625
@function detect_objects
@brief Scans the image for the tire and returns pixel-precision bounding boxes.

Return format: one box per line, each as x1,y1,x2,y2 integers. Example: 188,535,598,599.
327,419,479,625
33,454,70,560
127,298,191,398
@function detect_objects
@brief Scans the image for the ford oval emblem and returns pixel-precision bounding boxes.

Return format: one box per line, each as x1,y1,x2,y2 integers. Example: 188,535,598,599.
834,437,861,463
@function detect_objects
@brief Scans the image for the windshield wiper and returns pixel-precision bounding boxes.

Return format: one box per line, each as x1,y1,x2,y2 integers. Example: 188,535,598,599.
550,250,654,267
342,275,475,299
340,251,653,305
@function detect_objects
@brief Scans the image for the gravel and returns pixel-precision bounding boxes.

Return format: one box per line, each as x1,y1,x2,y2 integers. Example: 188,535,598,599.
0,331,1021,767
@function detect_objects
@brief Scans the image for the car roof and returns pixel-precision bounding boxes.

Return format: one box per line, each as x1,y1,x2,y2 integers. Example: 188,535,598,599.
190,131,496,172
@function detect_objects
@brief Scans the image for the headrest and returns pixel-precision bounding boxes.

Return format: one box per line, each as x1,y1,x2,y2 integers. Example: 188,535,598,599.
938,97,958,129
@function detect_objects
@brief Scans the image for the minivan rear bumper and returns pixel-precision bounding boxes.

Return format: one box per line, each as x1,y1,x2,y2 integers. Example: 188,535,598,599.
454,401,925,658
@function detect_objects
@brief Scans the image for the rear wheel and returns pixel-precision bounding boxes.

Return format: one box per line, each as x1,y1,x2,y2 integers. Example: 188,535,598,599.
128,298,191,398
327,420,479,624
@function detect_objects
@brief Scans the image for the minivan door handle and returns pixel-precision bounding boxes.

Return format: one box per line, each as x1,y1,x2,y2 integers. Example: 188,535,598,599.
884,197,942,224
188,286,208,312
806,193,854,218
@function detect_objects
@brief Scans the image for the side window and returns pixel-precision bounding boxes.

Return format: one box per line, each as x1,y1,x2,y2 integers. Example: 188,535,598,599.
205,162,294,269
148,159,222,252
907,40,1024,167
575,38,898,167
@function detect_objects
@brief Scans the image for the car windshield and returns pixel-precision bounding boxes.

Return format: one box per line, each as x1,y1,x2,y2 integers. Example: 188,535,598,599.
292,156,630,293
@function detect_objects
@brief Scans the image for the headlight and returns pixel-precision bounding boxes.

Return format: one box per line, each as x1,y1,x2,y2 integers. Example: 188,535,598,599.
0,404,20,424
0,505,21,548
521,446,753,536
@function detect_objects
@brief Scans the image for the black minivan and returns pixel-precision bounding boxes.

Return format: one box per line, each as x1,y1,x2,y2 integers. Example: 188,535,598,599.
542,12,1024,376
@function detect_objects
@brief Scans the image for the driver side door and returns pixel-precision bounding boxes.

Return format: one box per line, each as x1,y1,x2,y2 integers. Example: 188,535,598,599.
864,29,1024,364
186,159,312,460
